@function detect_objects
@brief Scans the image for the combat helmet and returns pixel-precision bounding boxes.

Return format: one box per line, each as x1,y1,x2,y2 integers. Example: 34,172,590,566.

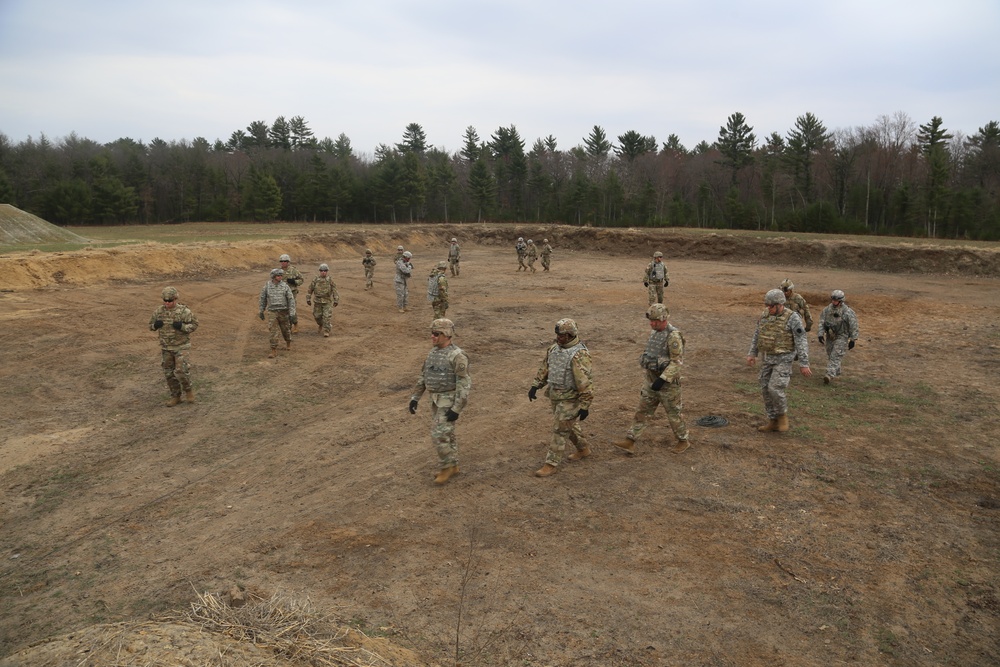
653,251,664,258
831,289,846,301
402,251,412,259
780,279,794,291
764,288,786,305
319,263,329,271
436,261,447,269
365,248,373,255
646,303,670,321
270,268,285,278
161,286,178,301
554,318,578,337
430,318,455,337
279,254,291,262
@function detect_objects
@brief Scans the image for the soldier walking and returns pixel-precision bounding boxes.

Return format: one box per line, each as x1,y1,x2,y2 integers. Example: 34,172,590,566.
306,263,340,337
150,286,199,406
540,239,553,272
526,239,538,272
613,304,690,455
259,268,296,358
408,319,471,485
448,237,461,276
746,289,812,431
528,318,594,477
644,251,669,305
427,261,449,318
279,254,304,333
819,289,860,384
394,251,413,312
780,279,813,331
515,237,528,271
362,249,376,289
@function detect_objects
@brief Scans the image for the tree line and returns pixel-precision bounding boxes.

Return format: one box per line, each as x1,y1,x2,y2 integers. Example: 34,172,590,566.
1,111,998,239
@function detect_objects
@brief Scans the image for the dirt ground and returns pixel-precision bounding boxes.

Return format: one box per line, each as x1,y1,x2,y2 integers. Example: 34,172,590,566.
1,226,998,666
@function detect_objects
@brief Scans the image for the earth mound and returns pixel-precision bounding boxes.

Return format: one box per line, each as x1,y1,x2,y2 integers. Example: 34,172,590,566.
0,204,90,246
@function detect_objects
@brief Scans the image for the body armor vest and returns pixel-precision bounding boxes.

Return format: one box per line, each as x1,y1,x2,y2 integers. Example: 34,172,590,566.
824,306,849,336
649,262,665,282
757,309,794,354
311,277,334,299
423,346,458,392
639,325,682,370
427,274,441,300
547,341,586,391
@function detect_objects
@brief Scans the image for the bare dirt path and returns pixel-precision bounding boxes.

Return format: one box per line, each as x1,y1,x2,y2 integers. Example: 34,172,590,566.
1,235,999,666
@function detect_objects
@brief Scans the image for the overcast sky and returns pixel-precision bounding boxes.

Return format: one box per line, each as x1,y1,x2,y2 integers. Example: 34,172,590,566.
1,0,998,157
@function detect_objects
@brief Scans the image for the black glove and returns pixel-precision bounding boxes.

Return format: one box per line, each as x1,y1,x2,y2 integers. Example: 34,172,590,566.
578,408,589,421
259,312,265,321
848,340,855,350
818,336,824,344
643,281,649,287
172,321,183,331
306,299,312,306
528,386,538,401
664,279,669,287
408,399,418,414
290,314,298,325
153,320,164,330
805,325,812,332
445,409,460,422
651,377,666,391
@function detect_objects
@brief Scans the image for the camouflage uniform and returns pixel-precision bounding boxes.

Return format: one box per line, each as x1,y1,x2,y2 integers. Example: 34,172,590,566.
448,239,461,277
620,305,689,449
515,238,528,271
526,240,538,273
644,253,669,305
150,287,199,404
394,253,413,312
780,280,814,332
307,267,340,336
259,272,296,352
362,251,376,289
427,263,449,319
530,321,594,468
819,293,859,382
410,322,471,474
540,239,553,271
748,302,810,421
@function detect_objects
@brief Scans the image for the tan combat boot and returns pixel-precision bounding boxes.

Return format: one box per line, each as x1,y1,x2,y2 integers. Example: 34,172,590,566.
434,466,459,485
613,439,636,455
671,439,690,454
285,340,292,350
775,414,790,432
323,331,330,338
268,347,277,358
184,389,195,404
166,395,181,407
291,323,299,334
758,418,779,432
567,446,591,461
534,463,557,477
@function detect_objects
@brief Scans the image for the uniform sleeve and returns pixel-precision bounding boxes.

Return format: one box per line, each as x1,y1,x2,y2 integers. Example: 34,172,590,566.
571,349,594,408
532,346,552,388
748,316,762,357
332,282,340,305
286,286,296,318
411,359,428,401
789,313,809,366
439,276,448,299
801,298,813,330
149,308,161,331
307,277,316,297
818,306,829,332
452,351,471,413
661,331,684,383
259,285,268,312
848,308,860,339
183,307,199,334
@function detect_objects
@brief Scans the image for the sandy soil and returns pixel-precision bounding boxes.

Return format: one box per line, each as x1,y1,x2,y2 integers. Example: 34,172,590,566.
1,227,998,666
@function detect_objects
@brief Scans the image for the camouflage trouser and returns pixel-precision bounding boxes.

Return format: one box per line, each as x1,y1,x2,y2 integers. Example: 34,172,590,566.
541,255,550,271
394,281,408,310
545,399,590,466
517,255,527,270
527,257,536,272
267,310,292,347
759,353,794,419
647,282,664,305
824,335,850,379
448,259,459,276
432,299,448,319
626,380,689,443
312,301,333,334
161,348,192,396
364,267,374,289
429,392,459,469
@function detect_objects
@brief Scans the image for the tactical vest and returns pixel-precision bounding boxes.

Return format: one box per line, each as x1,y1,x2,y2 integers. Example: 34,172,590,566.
264,281,292,310
639,325,683,370
757,309,794,354
311,276,334,300
423,346,459,392
547,341,586,391
157,305,193,348
449,244,460,260
427,273,441,300
649,262,665,282
824,306,849,336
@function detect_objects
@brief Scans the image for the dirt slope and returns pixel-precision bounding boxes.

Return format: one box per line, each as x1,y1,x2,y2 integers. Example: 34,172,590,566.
1,226,998,666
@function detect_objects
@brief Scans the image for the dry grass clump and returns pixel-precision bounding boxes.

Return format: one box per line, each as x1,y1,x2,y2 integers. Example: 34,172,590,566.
183,591,395,666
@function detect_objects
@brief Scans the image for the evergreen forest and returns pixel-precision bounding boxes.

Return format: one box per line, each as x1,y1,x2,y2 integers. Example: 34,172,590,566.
1,112,998,240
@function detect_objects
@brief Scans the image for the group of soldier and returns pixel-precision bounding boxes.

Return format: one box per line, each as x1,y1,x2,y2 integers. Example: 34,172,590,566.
149,242,860,488
515,237,553,272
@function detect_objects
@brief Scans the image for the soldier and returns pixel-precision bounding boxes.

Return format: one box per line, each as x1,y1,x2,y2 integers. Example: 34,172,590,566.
644,251,669,305
362,249,376,289
408,318,471,485
394,251,413,313
306,263,340,337
780,279,813,332
528,318,594,477
613,304,690,455
746,288,812,432
540,238,553,272
515,237,528,271
150,286,199,406
394,245,405,265
818,289,860,385
427,261,449,318
259,268,296,358
526,239,538,273
279,254,304,333
448,237,461,277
